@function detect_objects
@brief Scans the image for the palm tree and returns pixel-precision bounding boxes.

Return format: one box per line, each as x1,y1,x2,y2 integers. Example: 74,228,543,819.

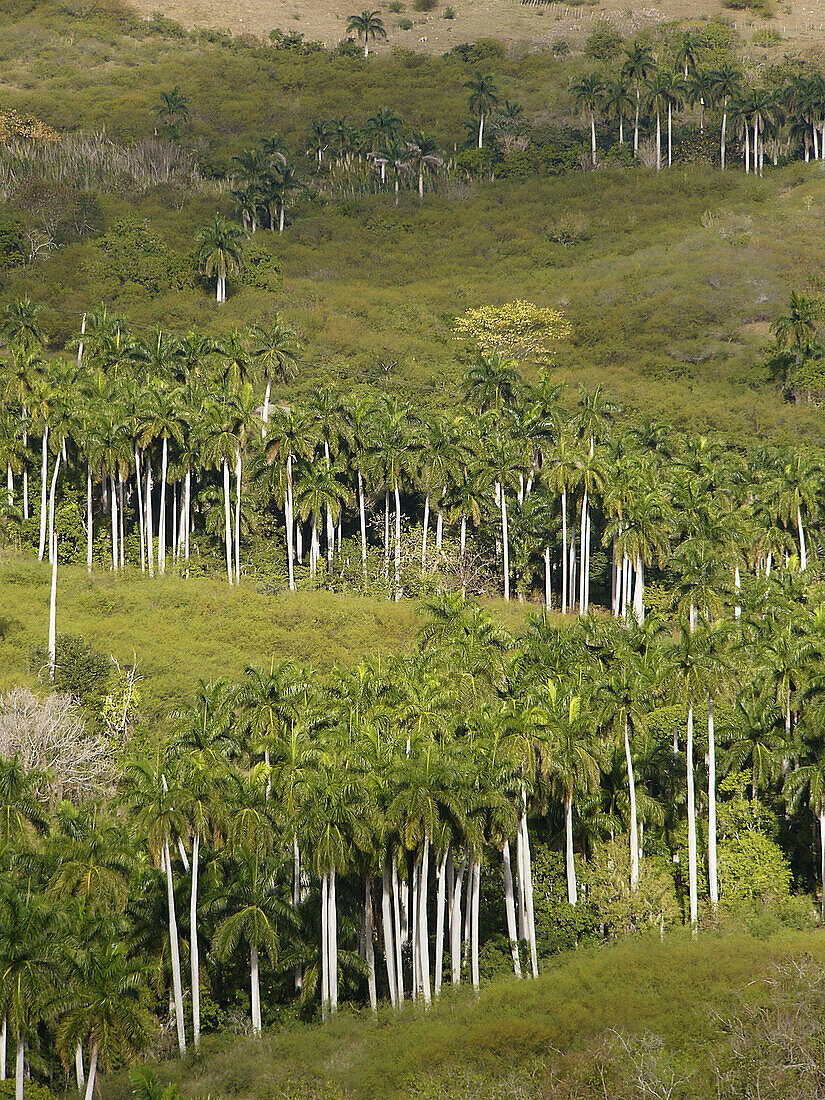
602,77,633,145
214,848,297,1036
154,86,190,134
464,72,498,150
249,317,300,429
785,707,825,920
403,133,443,199
673,30,700,81
771,291,822,378
622,40,656,156
195,215,247,304
571,72,604,167
346,10,387,57
647,68,685,169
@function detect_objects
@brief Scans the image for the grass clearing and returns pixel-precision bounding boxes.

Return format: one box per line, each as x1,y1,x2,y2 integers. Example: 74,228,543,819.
104,929,825,1099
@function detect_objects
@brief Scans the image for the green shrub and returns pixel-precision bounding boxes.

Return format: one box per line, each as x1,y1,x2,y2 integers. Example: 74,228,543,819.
448,39,506,63
443,5,455,17
397,17,413,29
718,832,791,905
28,632,111,706
0,1081,56,1100
584,20,623,61
413,0,437,11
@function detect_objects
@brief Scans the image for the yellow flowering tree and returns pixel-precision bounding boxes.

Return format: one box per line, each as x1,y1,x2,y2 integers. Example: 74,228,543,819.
0,110,60,144
453,300,571,364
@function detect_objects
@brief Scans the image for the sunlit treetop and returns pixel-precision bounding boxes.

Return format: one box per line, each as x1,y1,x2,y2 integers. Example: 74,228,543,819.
0,110,60,144
453,300,572,365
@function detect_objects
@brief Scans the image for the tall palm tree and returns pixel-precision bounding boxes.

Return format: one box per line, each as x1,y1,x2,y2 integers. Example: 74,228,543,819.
622,40,656,156
346,10,387,57
464,72,498,150
195,215,247,304
602,77,633,145
571,72,605,167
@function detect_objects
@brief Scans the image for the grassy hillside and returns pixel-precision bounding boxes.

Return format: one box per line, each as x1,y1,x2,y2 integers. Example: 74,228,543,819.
0,556,531,719
108,930,825,1099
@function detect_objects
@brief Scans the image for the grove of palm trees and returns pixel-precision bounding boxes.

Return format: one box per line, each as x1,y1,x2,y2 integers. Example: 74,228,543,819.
7,0,825,1097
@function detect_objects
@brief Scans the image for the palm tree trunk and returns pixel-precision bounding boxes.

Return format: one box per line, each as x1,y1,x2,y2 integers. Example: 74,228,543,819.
357,470,368,583
668,101,673,167
222,457,233,585
434,848,448,996
721,100,727,170
110,474,118,572
14,1039,23,1100
286,455,296,591
564,794,577,905
450,852,465,985
86,462,93,574
502,841,521,977
48,447,61,566
382,858,398,1006
75,1044,84,1089
321,871,329,1020
708,694,718,908
578,488,588,613
656,109,662,171
146,462,154,578
250,943,262,1035
797,504,807,570
478,112,484,149
159,436,168,574
520,807,538,977
584,506,592,611
262,379,271,431
48,529,57,680
1,1016,6,1080
163,837,187,1052
634,85,640,155
436,489,445,549
590,111,596,166
421,491,430,570
544,546,552,611
364,877,377,1010
625,719,639,890
329,869,338,1013
394,478,402,600
633,555,644,622
419,838,431,1004
391,859,405,1000
383,489,390,581
561,487,568,614
82,1045,98,1100
191,831,201,1050
184,467,191,573
819,810,825,923
38,427,48,560
500,485,510,601
118,473,125,570
470,858,481,990
234,449,242,584
686,701,698,930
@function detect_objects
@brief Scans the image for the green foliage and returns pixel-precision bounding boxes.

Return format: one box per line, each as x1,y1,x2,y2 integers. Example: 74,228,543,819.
586,840,680,937
28,631,111,706
584,21,623,62
718,832,791,905
0,1082,55,1100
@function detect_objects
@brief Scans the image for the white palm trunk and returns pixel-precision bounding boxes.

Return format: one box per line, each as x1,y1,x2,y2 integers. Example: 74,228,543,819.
707,695,718,908
110,475,118,572
565,794,577,905
381,859,398,1006
38,427,48,560
191,831,201,1050
321,871,329,1020
633,555,644,623
47,448,61,566
222,457,233,585
163,837,187,1052
470,859,481,989
394,478,402,600
159,436,168,574
383,490,390,581
520,808,538,977
183,467,191,573
145,462,154,578
6,465,12,508
569,531,576,612
82,1044,98,1100
1,1016,6,1079
391,860,405,1001
502,841,521,977
250,944,262,1035
75,1044,84,1089
357,470,367,584
15,1039,23,1100
48,529,58,680
656,110,662,170
797,504,807,570
85,463,93,573
450,852,466,985
625,720,639,890
434,848,448,996
421,491,430,570
561,487,568,614
500,485,510,601
118,474,125,570
419,839,431,1005
477,112,484,149
634,86,640,155
686,702,698,929
734,564,741,619
286,455,296,591
819,811,825,923
584,508,592,611
234,449,242,584
364,878,377,1011
668,101,673,166
578,488,588,613
721,100,728,170
544,547,551,611
329,870,338,1013
171,482,178,563
436,489,445,549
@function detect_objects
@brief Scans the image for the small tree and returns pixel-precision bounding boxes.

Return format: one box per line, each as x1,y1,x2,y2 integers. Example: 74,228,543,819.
196,215,247,304
345,11,387,57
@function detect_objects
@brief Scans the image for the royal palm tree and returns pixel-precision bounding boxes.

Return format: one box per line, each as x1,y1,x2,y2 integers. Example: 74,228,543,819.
464,72,498,150
346,10,387,57
622,40,656,156
195,215,247,304
571,72,604,167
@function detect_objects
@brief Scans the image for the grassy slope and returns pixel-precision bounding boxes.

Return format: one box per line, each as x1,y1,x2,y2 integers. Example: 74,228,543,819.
0,557,529,718
113,931,825,1099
